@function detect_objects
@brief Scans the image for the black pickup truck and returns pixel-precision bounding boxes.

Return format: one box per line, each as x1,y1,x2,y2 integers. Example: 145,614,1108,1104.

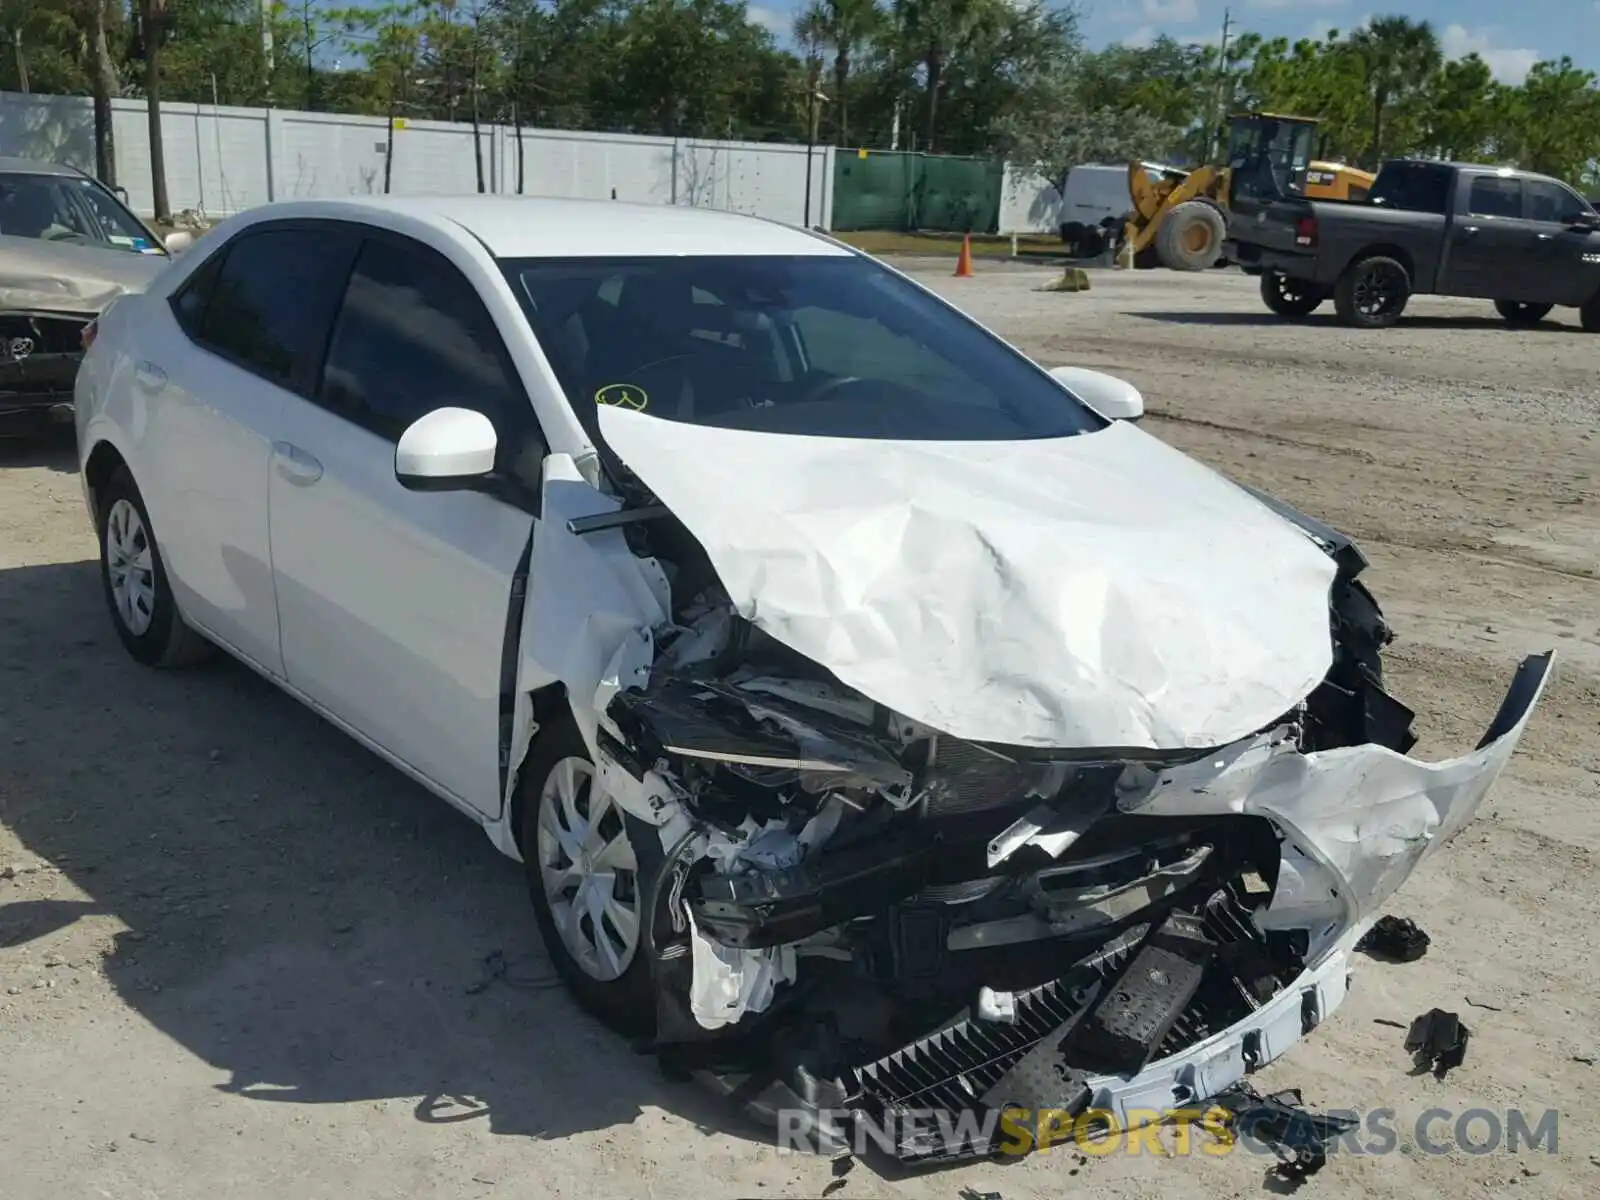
1225,159,1600,328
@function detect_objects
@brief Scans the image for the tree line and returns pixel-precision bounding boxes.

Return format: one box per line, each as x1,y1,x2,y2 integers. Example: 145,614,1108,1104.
3,1,1598,222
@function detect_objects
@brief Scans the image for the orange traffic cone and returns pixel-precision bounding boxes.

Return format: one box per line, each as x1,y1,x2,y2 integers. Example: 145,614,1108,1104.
954,233,974,277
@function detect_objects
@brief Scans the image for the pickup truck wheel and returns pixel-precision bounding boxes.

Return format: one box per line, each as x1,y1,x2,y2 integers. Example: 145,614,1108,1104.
1156,201,1226,271
1495,300,1553,326
1261,272,1326,319
1579,292,1600,332
1334,256,1410,328
519,716,667,1038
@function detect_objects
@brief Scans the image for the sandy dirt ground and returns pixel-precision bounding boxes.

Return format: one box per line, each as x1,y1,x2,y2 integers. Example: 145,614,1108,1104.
2,263,1597,1200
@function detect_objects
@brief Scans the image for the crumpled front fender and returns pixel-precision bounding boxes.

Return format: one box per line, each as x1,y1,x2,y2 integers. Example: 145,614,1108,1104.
1120,653,1554,960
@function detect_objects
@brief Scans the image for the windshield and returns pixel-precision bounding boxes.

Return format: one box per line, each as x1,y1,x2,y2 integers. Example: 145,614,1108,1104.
503,254,1104,442
0,172,163,254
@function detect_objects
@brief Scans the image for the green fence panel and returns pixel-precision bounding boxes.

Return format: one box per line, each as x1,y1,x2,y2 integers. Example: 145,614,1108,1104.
831,151,1002,233
914,156,1002,234
831,151,913,231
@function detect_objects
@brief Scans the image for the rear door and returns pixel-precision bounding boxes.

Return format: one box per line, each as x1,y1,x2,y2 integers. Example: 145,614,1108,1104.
142,222,358,676
267,228,544,819
1439,173,1540,299
1523,177,1600,306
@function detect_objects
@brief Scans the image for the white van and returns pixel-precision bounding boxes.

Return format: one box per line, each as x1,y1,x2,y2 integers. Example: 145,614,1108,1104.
1058,162,1187,257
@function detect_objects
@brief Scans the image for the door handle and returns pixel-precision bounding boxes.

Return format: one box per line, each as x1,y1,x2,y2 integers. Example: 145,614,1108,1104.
272,441,323,486
134,360,167,391
1536,232,1554,241
1461,225,1480,236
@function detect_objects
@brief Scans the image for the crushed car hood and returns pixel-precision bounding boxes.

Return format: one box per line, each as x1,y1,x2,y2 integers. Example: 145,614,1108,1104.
596,406,1339,751
0,234,167,315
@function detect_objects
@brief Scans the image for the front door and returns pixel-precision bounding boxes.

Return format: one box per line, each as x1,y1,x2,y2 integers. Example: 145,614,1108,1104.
267,230,543,818
1439,174,1540,300
1523,177,1600,307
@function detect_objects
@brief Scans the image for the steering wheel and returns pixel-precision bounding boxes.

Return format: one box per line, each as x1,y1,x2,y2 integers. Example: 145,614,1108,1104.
795,374,868,405
41,227,80,242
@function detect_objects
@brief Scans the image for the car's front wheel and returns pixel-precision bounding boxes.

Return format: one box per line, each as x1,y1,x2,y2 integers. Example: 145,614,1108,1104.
519,716,666,1037
97,468,215,668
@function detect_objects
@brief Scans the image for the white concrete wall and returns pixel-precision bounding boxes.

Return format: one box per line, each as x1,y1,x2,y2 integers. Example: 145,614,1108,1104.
0,91,835,229
1000,163,1063,234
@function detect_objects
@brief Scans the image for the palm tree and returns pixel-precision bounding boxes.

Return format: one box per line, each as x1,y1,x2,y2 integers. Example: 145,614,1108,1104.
138,0,171,221
893,0,997,152
1350,15,1441,167
794,0,882,147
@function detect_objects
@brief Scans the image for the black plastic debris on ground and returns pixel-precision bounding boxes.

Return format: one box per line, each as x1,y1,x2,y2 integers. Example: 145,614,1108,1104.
1406,1008,1470,1078
1210,1082,1358,1183
1356,915,1430,962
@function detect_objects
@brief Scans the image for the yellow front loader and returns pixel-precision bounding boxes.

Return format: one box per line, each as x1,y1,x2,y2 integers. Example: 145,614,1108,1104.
1122,112,1374,271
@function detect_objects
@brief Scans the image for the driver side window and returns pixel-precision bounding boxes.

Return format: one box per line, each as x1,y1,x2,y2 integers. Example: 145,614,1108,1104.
1525,179,1588,225
318,236,544,484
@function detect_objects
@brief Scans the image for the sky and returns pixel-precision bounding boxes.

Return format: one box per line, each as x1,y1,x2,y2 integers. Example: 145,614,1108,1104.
743,0,1597,85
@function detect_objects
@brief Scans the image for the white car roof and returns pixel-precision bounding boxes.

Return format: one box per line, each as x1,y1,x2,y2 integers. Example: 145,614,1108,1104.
242,195,851,260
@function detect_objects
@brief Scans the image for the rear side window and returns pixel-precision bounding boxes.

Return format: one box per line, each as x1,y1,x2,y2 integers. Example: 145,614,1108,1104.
319,237,524,442
197,227,355,387
170,252,222,336
1468,176,1522,219
1368,164,1451,213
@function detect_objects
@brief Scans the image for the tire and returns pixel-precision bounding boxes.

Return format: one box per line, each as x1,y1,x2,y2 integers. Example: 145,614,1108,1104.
518,715,668,1038
1078,227,1105,259
1260,272,1326,319
1155,201,1226,271
1583,292,1600,332
1495,300,1553,326
1333,255,1411,328
97,468,215,668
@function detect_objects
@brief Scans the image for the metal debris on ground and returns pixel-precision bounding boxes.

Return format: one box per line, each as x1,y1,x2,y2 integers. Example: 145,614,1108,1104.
1464,996,1504,1012
1405,1008,1470,1078
1356,915,1430,962
957,1189,1001,1200
1209,1082,1358,1183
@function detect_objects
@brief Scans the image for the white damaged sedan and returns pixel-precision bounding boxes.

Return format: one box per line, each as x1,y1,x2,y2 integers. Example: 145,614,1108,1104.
73,195,1552,1161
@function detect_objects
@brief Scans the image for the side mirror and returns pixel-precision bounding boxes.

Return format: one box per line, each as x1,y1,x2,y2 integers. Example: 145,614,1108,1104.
1047,365,1145,422
163,230,194,255
114,185,130,204
1567,209,1600,231
395,407,498,489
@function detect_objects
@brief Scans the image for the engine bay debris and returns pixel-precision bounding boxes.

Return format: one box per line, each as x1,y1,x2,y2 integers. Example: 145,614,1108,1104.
513,410,1554,1164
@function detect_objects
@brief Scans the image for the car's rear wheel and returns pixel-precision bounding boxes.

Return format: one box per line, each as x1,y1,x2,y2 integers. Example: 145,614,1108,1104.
97,469,215,668
1494,299,1553,326
1261,272,1326,319
1334,256,1410,328
519,716,666,1038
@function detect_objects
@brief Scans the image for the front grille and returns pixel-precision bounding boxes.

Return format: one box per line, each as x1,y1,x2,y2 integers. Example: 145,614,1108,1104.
850,926,1145,1113
920,738,1040,817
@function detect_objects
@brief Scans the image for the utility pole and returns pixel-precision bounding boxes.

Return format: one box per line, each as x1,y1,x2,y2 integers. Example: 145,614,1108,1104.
1207,7,1234,163
803,85,828,228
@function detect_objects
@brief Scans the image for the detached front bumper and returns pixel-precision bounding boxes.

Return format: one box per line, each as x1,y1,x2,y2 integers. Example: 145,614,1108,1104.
694,653,1553,1164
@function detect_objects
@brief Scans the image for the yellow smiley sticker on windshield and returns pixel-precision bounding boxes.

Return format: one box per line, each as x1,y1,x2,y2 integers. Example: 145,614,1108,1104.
596,383,648,411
